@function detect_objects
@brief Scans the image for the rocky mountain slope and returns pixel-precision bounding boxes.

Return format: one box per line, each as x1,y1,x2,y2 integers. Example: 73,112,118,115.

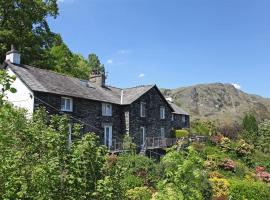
162,83,270,124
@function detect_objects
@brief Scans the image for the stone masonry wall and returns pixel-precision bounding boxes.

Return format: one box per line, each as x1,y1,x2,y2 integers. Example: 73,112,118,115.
33,92,126,144
128,87,173,146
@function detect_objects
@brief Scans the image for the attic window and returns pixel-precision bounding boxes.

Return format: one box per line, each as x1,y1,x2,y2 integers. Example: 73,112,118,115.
61,97,73,112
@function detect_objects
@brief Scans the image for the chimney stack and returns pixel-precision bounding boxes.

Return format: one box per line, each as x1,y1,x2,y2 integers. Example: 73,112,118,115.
89,69,106,87
6,45,21,65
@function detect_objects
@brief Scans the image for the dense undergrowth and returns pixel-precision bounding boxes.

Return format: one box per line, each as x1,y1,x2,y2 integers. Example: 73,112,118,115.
0,71,270,199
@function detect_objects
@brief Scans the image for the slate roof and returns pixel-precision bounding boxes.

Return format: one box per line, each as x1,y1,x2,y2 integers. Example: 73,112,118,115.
168,102,189,115
4,61,156,105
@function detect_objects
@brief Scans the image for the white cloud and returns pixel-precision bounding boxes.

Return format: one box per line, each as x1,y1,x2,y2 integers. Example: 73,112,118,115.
107,59,113,64
138,73,145,78
232,83,241,90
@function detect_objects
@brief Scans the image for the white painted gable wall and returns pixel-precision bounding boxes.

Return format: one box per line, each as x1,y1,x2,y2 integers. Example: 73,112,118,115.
5,67,34,115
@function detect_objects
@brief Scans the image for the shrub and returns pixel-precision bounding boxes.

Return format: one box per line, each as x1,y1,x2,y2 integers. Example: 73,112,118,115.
220,137,231,152
175,129,189,138
256,166,270,184
235,139,253,157
209,178,230,200
210,134,224,145
126,186,152,200
219,159,236,171
217,123,242,139
234,162,248,178
209,171,224,179
229,179,270,200
257,120,270,154
120,174,144,190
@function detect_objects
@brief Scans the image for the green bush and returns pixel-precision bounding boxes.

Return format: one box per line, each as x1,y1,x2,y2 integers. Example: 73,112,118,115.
229,179,270,200
126,186,152,200
209,177,230,199
175,129,189,138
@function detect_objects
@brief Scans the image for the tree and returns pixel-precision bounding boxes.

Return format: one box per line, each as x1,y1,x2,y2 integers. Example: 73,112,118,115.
242,114,258,133
0,69,16,105
88,54,105,74
0,0,59,66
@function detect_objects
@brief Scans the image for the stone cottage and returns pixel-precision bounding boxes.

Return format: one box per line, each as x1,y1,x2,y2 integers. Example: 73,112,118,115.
1,47,189,151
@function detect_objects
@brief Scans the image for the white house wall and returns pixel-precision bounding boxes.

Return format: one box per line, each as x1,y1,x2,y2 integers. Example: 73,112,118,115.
5,67,34,115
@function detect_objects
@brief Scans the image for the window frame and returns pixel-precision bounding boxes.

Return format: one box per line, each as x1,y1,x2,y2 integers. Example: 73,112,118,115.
102,103,112,116
61,97,73,112
160,127,165,138
171,113,174,121
160,106,165,119
140,102,146,118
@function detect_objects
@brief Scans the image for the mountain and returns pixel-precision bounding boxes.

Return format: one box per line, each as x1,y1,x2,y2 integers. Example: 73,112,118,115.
162,83,270,124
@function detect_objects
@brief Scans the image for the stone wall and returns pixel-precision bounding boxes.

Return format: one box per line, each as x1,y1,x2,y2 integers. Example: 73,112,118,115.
33,92,126,144
128,87,173,145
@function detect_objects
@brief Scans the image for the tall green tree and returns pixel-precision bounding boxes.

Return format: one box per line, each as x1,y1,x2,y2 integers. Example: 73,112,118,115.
0,0,59,66
88,54,105,74
242,114,258,133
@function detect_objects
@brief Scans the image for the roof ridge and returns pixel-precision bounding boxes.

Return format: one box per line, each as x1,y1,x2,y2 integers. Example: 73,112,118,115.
123,84,155,89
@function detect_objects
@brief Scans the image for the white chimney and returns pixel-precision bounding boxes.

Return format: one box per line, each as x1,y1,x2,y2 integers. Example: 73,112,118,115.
6,45,21,65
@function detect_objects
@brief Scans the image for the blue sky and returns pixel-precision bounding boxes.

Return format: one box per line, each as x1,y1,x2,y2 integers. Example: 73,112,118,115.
49,0,270,97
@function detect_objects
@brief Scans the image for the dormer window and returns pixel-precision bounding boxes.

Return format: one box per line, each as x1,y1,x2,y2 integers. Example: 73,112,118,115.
160,106,165,119
102,103,112,116
140,102,146,117
61,97,73,112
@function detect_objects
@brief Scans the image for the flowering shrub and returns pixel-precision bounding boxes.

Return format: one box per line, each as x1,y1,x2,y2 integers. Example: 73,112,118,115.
209,178,230,200
210,134,224,145
256,166,270,184
219,159,236,171
209,171,224,179
235,139,253,156
220,137,231,152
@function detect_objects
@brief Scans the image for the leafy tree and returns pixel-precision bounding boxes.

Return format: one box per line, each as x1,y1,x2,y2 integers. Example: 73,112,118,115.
242,114,258,134
0,69,16,105
0,0,59,66
88,54,105,74
256,120,270,153
158,147,211,200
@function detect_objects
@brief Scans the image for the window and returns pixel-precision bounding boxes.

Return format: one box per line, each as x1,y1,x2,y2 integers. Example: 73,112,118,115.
171,114,174,121
102,103,112,116
160,127,165,138
140,127,146,146
140,102,146,117
182,115,186,123
61,97,73,112
160,106,165,119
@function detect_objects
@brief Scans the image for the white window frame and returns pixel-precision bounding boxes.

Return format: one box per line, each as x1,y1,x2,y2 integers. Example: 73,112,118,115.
140,102,146,117
160,106,165,119
160,127,165,138
61,97,73,112
102,103,112,116
140,126,146,146
104,125,113,148
182,115,186,123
